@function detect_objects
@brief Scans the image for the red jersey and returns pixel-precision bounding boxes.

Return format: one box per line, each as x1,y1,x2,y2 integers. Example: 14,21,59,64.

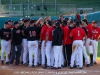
86,24,93,38
9,25,13,29
91,27,100,40
40,25,48,40
70,27,86,41
63,26,72,45
46,26,54,41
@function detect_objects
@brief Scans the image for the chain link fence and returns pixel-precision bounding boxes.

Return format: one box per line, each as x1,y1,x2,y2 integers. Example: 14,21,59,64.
0,2,100,17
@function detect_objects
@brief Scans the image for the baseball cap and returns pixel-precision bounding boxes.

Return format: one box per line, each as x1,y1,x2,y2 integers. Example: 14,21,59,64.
24,19,29,23
92,20,97,24
47,20,52,26
14,21,19,25
75,20,80,26
19,18,24,21
4,22,9,25
62,20,67,25
8,19,13,22
56,22,60,27
30,20,36,24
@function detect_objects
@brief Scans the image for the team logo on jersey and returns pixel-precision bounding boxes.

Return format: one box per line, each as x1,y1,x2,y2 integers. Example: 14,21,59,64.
92,30,98,34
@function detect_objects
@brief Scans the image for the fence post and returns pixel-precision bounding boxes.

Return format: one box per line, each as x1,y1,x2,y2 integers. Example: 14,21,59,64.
23,4,25,17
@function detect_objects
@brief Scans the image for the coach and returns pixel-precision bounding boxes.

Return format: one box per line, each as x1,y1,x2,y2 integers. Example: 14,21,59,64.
9,21,22,66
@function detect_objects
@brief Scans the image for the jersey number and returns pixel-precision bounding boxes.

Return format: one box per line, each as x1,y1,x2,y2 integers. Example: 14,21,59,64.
29,31,36,37
78,30,80,36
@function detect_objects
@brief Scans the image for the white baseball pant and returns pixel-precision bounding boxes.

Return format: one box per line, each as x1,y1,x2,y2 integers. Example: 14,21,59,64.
86,38,93,54
83,40,90,64
28,41,38,66
45,41,54,66
22,39,28,64
38,48,41,64
53,46,62,68
92,40,98,62
41,40,46,65
70,40,83,68
1,40,11,62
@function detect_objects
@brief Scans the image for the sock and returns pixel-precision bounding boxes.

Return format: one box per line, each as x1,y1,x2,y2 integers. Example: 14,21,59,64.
90,54,93,63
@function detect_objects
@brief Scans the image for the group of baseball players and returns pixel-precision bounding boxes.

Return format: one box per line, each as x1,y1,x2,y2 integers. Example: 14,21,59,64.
0,14,100,69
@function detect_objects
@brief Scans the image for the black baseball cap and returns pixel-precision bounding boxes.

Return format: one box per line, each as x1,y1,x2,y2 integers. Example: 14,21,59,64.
4,22,9,25
14,21,19,25
56,22,60,27
24,19,29,23
8,19,13,22
30,20,36,24
47,20,52,26
75,20,80,26
62,20,67,25
19,18,24,21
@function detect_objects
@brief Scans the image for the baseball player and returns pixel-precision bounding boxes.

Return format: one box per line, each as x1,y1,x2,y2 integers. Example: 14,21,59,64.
24,20,39,67
86,22,93,65
44,20,54,69
8,20,13,29
51,22,63,69
40,22,48,67
63,20,72,67
9,21,22,66
81,19,90,67
0,22,11,65
91,21,100,64
70,20,86,69
22,19,29,65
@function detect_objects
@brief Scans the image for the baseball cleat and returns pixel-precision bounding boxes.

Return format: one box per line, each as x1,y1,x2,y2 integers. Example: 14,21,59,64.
90,63,93,66
79,67,83,69
9,64,13,67
6,62,9,65
94,62,97,65
86,64,90,67
1,60,4,65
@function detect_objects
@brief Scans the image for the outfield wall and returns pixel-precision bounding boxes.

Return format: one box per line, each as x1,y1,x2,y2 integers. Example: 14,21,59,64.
0,11,100,28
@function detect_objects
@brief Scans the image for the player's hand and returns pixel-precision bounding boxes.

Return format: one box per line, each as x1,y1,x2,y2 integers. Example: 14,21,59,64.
89,41,92,45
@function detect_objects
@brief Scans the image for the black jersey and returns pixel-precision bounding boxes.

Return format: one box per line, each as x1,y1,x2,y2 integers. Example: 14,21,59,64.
25,26,39,41
22,26,27,39
11,27,22,45
0,28,11,41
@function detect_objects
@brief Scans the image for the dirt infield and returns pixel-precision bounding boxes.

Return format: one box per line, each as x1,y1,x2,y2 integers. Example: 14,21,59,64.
0,61,100,75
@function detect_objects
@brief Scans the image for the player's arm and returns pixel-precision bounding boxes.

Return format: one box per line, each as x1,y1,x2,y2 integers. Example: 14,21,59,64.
35,17,43,25
84,13,88,20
